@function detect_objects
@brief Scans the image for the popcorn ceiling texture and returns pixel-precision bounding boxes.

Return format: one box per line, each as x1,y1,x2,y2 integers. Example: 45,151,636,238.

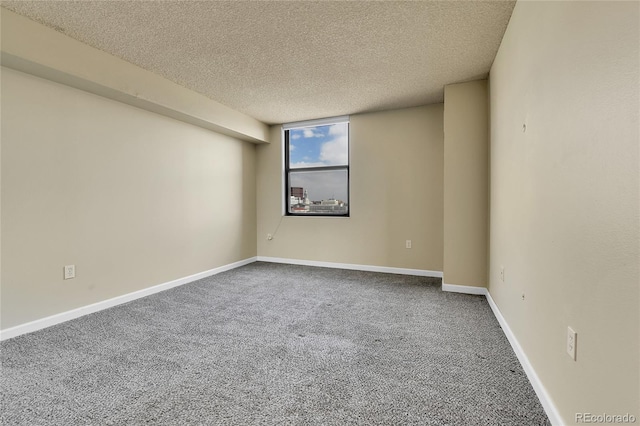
1,1,515,124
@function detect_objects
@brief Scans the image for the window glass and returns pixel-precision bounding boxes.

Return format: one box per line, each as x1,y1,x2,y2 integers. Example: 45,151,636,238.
284,120,349,216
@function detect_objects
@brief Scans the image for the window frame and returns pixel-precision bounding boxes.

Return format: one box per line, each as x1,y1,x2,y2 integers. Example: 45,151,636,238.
283,116,350,217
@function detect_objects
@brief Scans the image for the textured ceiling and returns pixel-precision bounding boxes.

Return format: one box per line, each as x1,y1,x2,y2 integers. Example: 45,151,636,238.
2,1,515,125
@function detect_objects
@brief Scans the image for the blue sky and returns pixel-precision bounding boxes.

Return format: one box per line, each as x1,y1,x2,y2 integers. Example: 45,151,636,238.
288,122,349,202
289,123,348,168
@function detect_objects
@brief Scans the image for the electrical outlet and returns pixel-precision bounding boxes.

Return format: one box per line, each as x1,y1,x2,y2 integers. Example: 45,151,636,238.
567,327,577,361
64,265,75,280
267,234,273,241
500,266,505,282
405,240,412,249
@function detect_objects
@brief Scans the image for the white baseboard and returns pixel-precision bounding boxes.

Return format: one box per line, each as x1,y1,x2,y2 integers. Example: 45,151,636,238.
256,256,443,278
485,292,562,425
442,283,488,295
0,256,258,341
441,283,561,424
1,255,562,425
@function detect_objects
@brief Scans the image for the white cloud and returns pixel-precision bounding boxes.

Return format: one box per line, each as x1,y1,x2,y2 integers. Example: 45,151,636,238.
319,134,348,165
291,134,301,140
288,122,349,201
303,127,324,138
328,123,348,137
289,144,296,151
290,161,326,168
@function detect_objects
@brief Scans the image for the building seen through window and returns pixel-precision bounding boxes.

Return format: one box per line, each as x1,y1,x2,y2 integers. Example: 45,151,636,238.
283,118,349,216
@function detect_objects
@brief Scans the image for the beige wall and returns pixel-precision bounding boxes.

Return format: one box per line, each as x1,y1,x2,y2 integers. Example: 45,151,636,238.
1,8,269,143
489,1,639,424
1,67,257,329
443,80,489,288
256,105,444,271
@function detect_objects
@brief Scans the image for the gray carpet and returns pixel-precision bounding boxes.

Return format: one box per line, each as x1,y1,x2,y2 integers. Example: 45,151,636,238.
1,262,549,425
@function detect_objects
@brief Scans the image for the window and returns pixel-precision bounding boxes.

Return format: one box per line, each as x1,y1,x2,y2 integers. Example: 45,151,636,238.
284,117,349,216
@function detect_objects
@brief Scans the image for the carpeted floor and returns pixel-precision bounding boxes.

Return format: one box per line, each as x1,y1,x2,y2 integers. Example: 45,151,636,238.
1,262,549,425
